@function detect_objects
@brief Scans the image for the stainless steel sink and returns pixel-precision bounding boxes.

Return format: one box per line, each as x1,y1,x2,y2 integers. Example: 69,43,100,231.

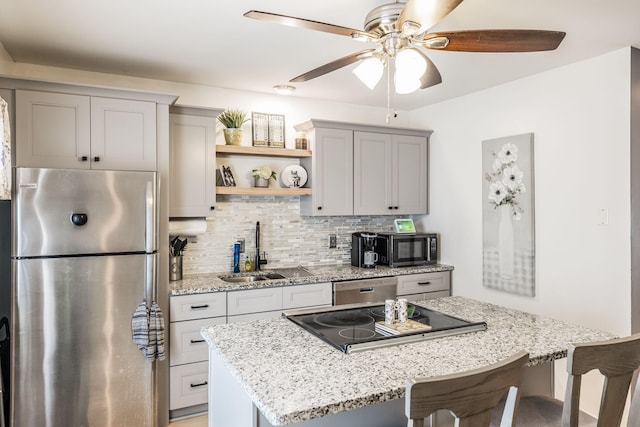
219,273,285,283
267,267,314,278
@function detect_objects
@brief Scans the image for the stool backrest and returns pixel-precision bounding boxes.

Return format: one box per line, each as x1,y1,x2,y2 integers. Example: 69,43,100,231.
563,333,640,427
405,351,529,427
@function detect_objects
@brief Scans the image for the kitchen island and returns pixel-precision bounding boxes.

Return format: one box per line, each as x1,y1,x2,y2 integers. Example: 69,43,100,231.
201,296,615,427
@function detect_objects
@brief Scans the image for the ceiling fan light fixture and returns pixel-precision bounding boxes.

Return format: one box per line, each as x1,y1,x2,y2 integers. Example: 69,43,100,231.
394,74,421,94
273,85,296,95
395,48,427,79
353,57,384,90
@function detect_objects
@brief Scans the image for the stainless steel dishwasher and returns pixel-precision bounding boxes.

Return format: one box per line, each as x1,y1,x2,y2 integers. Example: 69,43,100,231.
333,276,397,305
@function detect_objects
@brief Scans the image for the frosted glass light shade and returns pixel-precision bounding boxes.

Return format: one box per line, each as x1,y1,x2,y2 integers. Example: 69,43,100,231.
394,74,421,94
395,48,427,79
353,57,384,90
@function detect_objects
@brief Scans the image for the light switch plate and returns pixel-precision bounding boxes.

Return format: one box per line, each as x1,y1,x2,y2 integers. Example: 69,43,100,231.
329,234,337,248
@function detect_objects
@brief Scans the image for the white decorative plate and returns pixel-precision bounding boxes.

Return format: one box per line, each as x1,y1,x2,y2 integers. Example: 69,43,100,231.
281,165,308,188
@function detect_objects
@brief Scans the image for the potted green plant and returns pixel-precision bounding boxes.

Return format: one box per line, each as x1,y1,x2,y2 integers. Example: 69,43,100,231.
218,108,249,145
252,166,277,188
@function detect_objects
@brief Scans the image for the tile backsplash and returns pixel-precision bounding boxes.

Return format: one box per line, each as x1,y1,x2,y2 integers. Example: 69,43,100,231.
179,195,410,275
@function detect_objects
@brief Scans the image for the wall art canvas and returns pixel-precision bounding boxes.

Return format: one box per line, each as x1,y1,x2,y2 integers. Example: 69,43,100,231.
482,133,535,296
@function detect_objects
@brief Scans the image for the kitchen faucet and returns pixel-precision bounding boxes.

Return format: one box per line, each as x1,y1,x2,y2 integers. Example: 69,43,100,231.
255,221,267,271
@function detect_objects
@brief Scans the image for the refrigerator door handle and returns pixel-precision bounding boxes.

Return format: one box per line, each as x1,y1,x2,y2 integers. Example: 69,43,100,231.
146,253,156,303
144,181,156,253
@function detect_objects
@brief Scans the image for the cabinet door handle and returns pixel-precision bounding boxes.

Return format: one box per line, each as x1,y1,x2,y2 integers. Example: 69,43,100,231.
317,206,322,210
210,206,215,210
417,281,431,285
190,381,208,388
359,287,374,293
394,206,399,209
80,156,88,161
388,206,393,210
190,339,205,344
93,156,100,162
190,304,210,310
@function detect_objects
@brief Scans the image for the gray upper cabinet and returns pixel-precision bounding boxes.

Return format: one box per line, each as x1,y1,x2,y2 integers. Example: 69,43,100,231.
16,90,157,171
297,119,431,217
300,127,353,216
169,108,219,217
354,131,428,215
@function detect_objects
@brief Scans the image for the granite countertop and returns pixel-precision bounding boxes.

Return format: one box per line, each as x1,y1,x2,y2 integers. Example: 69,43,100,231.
201,296,615,426
169,263,454,296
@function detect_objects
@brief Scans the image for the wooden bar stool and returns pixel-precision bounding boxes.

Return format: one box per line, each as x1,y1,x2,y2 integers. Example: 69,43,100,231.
491,333,640,427
405,350,529,427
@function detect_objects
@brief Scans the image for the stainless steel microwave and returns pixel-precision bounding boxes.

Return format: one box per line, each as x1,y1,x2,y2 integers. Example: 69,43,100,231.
375,233,438,267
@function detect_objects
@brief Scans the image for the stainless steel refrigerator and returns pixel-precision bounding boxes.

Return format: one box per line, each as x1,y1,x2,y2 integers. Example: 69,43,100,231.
11,167,159,427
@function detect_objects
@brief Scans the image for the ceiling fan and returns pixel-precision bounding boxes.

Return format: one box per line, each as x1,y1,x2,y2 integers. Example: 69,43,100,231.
244,0,566,94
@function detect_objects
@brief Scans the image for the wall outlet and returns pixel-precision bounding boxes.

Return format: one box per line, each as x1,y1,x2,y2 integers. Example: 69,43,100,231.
329,234,337,248
236,238,245,253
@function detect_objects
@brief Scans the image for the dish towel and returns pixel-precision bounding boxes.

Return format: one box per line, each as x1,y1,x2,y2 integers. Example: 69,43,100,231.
131,300,166,361
148,301,166,361
131,301,149,352
0,96,11,200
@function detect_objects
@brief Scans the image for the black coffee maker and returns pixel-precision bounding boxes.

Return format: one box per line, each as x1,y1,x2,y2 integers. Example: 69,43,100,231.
351,232,378,268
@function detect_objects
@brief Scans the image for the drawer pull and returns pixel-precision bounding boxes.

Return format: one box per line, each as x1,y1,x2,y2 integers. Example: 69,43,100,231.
190,339,205,344
418,282,432,285
190,381,208,388
359,287,374,293
190,304,210,310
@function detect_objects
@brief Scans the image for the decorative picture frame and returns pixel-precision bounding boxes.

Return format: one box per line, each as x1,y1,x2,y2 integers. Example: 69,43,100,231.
252,112,269,147
268,114,285,148
219,165,236,187
482,133,535,297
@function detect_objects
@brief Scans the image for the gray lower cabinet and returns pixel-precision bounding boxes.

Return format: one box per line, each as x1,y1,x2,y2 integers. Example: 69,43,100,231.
168,282,332,417
396,271,451,301
169,292,226,417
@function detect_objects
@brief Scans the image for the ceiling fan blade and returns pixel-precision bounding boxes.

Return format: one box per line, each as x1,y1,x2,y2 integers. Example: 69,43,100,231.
244,10,364,38
397,0,465,33
290,49,376,83
423,29,566,52
415,51,442,89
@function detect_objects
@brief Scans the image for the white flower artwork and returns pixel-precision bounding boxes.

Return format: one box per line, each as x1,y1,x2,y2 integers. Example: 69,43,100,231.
482,133,535,296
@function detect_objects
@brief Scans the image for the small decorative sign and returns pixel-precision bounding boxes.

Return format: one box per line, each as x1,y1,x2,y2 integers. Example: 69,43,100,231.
251,113,269,147
268,114,285,148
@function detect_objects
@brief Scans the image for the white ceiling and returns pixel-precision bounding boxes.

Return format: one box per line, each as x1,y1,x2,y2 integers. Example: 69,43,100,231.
1,0,640,110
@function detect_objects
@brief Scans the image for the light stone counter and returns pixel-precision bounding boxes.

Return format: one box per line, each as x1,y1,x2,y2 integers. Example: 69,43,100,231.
201,296,615,427
169,263,454,295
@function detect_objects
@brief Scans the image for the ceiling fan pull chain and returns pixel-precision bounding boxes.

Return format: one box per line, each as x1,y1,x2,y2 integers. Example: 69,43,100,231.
386,60,392,123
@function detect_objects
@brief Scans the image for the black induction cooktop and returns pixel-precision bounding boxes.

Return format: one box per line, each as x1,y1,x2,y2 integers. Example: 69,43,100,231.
283,302,487,353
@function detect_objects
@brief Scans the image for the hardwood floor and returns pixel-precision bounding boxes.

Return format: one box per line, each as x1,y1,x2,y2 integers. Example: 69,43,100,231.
168,414,207,427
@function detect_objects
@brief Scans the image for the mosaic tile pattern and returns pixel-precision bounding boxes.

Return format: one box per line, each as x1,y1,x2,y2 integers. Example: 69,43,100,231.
179,195,421,275
201,296,615,426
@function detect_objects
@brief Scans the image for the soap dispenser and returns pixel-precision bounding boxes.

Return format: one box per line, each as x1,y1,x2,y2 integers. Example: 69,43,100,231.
233,242,241,273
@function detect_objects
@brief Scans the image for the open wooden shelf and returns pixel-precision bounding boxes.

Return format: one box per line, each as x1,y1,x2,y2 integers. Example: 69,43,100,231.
216,144,311,158
216,186,312,196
